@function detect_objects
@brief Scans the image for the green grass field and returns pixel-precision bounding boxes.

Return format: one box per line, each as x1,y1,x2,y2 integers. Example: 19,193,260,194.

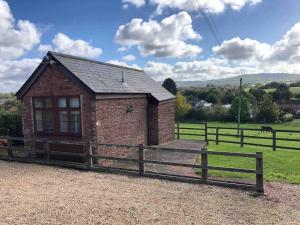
263,86,300,95
178,121,300,184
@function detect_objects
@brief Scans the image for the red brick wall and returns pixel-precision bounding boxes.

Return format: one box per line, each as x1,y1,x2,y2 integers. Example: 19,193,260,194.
95,96,148,145
95,96,148,165
21,64,96,143
147,102,159,145
157,100,175,143
146,100,175,145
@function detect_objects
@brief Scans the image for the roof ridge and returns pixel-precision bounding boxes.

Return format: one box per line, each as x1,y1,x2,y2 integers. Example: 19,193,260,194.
48,51,144,72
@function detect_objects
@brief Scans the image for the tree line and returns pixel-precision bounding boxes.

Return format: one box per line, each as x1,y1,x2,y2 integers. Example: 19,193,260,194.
163,78,295,123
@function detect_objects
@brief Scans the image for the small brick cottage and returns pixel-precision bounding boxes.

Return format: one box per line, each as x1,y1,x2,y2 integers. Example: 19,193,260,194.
16,52,175,155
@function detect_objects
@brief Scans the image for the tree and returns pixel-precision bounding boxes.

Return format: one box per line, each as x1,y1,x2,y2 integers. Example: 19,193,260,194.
221,89,236,104
255,94,279,123
271,83,292,103
205,92,218,104
162,78,177,95
249,88,266,101
229,97,251,122
175,92,191,120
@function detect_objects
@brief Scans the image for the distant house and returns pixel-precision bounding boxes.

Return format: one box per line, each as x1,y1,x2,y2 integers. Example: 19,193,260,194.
16,52,175,155
8,106,17,113
222,104,231,109
195,100,213,109
276,99,300,114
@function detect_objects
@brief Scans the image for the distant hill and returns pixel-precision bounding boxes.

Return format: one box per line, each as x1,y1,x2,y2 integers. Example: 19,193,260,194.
177,73,300,88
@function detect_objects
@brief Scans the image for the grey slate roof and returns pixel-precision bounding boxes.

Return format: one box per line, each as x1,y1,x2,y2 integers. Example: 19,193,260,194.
49,52,175,102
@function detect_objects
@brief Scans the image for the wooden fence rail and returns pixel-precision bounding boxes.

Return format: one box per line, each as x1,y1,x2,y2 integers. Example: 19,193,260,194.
0,137,264,193
175,121,300,151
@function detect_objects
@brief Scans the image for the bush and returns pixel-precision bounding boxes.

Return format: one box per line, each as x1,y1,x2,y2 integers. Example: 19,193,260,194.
207,105,231,122
185,107,208,121
294,93,300,99
281,106,294,114
185,105,232,122
281,113,293,122
229,97,251,122
175,92,191,120
0,112,23,136
255,94,279,123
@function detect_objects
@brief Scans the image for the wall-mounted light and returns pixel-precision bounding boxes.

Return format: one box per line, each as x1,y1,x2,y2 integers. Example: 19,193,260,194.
127,104,133,113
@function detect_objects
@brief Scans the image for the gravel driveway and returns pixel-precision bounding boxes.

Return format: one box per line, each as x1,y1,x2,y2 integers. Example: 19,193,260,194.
0,161,299,225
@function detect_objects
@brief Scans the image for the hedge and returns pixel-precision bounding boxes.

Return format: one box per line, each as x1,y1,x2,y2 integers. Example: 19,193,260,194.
0,112,23,137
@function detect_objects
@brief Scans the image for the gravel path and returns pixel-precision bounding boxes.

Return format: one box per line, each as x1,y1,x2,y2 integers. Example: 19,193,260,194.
0,161,299,225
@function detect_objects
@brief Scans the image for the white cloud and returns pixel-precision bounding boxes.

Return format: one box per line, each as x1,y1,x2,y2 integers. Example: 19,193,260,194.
144,58,259,81
144,57,300,82
150,0,261,15
38,44,52,53
144,61,176,80
107,60,141,70
115,11,202,58
213,37,271,60
0,58,41,92
123,54,136,61
213,22,300,64
0,0,40,60
117,46,128,52
267,22,300,62
122,0,145,8
38,33,102,58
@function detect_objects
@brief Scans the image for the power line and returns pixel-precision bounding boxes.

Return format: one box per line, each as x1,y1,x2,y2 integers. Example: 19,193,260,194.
196,0,223,45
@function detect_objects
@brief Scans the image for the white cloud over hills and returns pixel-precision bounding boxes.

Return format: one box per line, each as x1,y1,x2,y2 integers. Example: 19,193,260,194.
145,21,300,81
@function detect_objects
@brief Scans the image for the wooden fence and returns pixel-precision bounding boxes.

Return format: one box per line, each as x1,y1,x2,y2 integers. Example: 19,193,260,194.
175,121,300,151
0,137,264,193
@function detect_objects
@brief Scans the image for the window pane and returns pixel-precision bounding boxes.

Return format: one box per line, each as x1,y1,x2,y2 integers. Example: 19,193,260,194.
44,111,54,132
35,110,43,131
58,97,67,108
44,97,53,108
34,98,43,108
70,97,80,108
59,111,68,132
70,111,80,133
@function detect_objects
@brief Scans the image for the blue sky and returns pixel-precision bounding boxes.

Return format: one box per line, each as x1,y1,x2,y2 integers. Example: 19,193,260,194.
1,0,300,92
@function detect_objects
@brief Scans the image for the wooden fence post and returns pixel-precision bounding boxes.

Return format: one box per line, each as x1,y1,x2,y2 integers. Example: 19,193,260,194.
7,137,13,159
216,128,219,145
176,122,180,140
256,152,264,193
138,144,145,174
44,141,49,163
201,148,208,181
272,131,276,151
205,121,208,144
86,142,93,170
240,128,244,148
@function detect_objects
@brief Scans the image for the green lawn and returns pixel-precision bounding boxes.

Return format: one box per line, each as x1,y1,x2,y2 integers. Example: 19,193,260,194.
177,121,300,184
263,86,300,95
290,86,300,94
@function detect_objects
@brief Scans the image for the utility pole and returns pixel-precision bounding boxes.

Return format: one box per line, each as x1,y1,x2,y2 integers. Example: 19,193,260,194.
237,78,242,135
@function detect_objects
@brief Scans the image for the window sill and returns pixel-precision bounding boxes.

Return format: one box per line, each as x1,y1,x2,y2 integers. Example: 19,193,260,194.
34,132,82,138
